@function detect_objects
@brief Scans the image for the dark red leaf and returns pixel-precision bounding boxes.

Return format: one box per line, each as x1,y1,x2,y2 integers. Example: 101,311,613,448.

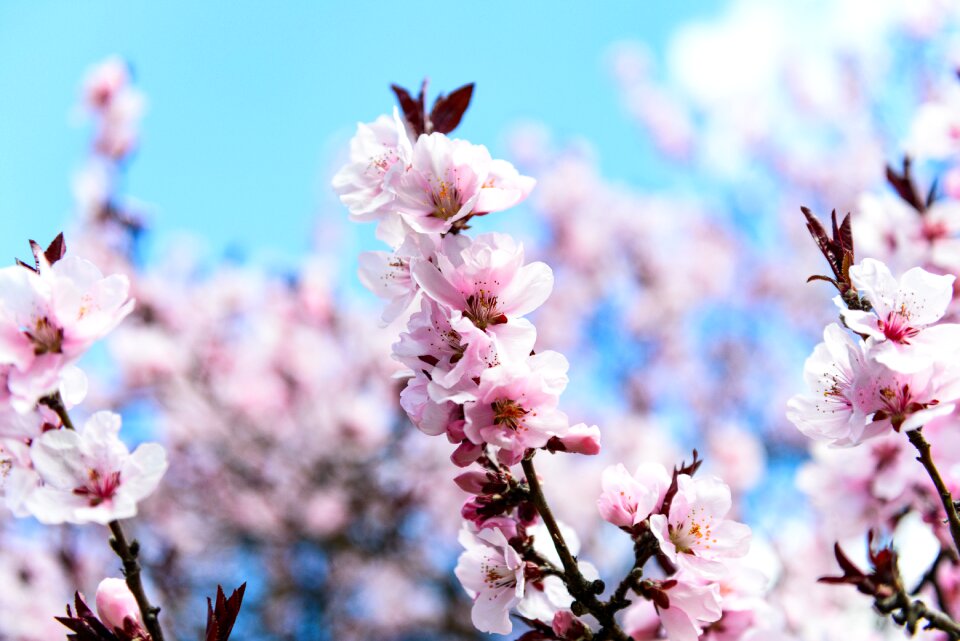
56,592,120,641
206,583,247,641
886,157,925,212
44,233,67,266
391,81,426,136
430,83,474,134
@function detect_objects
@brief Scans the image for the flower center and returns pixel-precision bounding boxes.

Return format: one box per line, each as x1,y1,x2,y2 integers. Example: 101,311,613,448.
872,383,938,431
492,399,529,432
878,309,919,344
431,180,462,220
73,469,122,507
670,509,717,554
25,317,64,355
464,291,506,330
481,559,516,590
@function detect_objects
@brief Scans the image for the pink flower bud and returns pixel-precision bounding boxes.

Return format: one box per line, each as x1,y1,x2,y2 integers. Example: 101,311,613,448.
454,470,490,494
451,440,483,467
558,423,601,455
552,610,589,639
96,578,142,632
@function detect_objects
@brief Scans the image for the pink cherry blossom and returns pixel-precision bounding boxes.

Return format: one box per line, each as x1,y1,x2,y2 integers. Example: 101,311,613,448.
394,295,537,403
357,232,436,325
840,258,960,373
787,318,960,444
390,133,533,234
26,411,167,524
398,373,459,437
655,575,723,641
597,462,670,529
331,110,412,228
412,232,553,331
0,255,134,410
551,422,601,455
463,351,571,463
650,475,751,577
454,524,526,635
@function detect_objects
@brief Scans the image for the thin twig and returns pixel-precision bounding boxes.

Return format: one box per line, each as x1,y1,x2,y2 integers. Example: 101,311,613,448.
877,588,960,639
41,391,75,430
109,520,166,641
522,453,630,641
907,428,960,556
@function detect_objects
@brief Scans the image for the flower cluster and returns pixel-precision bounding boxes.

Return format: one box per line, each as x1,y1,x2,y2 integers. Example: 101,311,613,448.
788,226,960,447
338,83,752,640
0,236,166,524
789,205,960,637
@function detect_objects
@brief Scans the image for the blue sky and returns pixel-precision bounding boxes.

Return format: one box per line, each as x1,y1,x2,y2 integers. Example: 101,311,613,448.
0,2,725,268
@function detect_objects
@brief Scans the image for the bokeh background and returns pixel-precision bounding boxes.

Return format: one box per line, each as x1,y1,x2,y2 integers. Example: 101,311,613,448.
3,1,960,640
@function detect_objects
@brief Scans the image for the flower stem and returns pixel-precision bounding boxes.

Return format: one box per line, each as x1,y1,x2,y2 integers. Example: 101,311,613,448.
876,586,960,639
906,428,960,556
108,520,166,641
522,453,629,641
41,391,75,430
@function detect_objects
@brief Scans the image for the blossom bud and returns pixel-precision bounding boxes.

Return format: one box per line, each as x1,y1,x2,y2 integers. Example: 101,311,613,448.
548,423,601,455
454,470,491,494
96,578,143,632
451,440,483,467
552,610,591,640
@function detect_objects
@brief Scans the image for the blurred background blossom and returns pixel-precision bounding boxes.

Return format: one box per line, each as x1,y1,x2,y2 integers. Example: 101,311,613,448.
3,1,960,639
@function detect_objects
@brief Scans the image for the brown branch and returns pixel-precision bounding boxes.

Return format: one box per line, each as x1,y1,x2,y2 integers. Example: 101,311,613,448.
906,428,960,556
877,588,960,639
108,520,166,641
522,453,630,641
40,391,75,430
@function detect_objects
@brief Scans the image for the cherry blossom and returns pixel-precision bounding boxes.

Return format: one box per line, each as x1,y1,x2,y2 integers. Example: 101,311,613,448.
655,574,723,641
463,351,571,464
411,232,553,331
0,254,134,411
331,110,412,228
454,524,526,634
597,461,670,529
840,258,960,373
391,133,534,234
96,578,146,637
26,411,167,524
650,474,751,577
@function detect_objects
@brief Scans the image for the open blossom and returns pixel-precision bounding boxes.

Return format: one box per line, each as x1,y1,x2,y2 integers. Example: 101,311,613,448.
454,524,526,635
331,110,412,226
650,474,750,577
0,254,134,411
597,462,670,528
660,578,723,641
789,322,960,445
26,411,167,524
394,295,537,401
463,351,571,464
358,232,438,324
412,232,553,332
785,322,958,446
398,373,459,437
839,258,960,373
391,133,534,234
787,323,876,445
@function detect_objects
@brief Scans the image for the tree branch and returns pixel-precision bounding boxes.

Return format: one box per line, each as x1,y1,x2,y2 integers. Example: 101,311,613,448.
906,428,960,556
877,587,960,639
522,453,630,641
109,520,166,641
